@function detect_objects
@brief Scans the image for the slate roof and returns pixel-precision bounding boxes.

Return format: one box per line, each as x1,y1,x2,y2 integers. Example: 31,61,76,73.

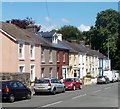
38,32,56,38
0,22,55,48
37,32,69,51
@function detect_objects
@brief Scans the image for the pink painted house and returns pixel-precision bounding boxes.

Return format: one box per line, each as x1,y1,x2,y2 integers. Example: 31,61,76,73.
0,22,57,82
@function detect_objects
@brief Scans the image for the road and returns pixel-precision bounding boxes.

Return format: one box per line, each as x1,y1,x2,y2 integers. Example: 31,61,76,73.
2,82,119,108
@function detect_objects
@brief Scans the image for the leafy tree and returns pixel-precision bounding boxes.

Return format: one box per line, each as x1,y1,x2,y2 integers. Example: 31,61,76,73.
84,9,120,69
6,17,41,32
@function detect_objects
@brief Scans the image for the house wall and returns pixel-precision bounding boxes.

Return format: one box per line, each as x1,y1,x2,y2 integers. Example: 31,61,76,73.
78,53,86,78
0,32,41,80
69,53,79,77
57,50,69,79
41,48,57,78
0,33,2,72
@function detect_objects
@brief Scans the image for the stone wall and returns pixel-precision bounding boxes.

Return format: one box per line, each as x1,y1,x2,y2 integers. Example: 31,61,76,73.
0,72,30,86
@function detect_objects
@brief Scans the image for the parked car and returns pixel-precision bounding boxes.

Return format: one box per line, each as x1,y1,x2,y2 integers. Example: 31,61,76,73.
97,76,110,84
34,78,65,95
63,77,82,90
0,80,31,103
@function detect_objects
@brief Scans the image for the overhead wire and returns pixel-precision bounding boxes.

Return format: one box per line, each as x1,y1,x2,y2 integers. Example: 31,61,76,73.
45,0,52,27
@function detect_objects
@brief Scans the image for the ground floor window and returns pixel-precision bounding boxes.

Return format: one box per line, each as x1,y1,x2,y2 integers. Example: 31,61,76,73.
49,68,52,78
18,65,25,73
41,68,44,78
30,64,35,82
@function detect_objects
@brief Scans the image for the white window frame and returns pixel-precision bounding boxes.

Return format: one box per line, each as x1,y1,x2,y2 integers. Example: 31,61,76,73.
49,50,53,63
41,68,44,78
57,52,59,62
18,42,25,60
30,64,35,82
41,48,45,63
49,68,53,78
63,53,66,62
18,64,25,73
29,44,35,60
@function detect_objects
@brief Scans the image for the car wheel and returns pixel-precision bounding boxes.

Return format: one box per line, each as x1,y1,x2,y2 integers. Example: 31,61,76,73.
26,92,31,99
52,88,56,95
73,85,76,91
79,85,82,89
62,87,65,93
8,94,15,103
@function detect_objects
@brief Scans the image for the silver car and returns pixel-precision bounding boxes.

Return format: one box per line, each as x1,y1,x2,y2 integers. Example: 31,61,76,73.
34,78,65,95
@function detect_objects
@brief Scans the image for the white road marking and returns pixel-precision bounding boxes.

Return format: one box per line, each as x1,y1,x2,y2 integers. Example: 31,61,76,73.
93,90,101,93
105,87,111,90
72,93,87,99
42,101,63,107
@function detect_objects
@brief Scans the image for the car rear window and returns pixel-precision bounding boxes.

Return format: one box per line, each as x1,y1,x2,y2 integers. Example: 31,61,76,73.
0,82,7,88
64,79,74,82
98,76,103,78
36,79,49,83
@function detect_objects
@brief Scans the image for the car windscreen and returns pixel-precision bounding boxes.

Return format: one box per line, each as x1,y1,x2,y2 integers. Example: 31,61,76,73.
64,79,74,82
36,79,49,83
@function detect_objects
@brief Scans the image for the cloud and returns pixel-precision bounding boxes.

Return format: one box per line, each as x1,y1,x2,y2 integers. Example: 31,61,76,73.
40,24,56,32
45,17,51,22
78,24,90,32
61,18,70,23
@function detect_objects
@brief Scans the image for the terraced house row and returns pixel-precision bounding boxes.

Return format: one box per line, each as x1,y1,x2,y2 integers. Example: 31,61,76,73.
0,22,111,82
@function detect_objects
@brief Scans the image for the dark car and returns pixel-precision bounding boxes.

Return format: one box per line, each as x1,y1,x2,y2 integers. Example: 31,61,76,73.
63,77,82,90
97,76,110,84
0,80,31,102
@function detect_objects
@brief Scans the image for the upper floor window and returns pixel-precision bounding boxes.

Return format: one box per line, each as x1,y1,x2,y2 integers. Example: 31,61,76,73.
30,44,35,60
18,42,25,60
57,52,59,62
49,50,52,62
41,48,45,62
63,52,65,62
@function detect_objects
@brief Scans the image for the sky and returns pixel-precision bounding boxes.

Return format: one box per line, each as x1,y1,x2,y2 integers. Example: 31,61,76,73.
1,1,119,32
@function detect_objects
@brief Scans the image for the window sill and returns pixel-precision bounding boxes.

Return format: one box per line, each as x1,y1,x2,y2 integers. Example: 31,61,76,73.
30,58,35,61
19,58,25,61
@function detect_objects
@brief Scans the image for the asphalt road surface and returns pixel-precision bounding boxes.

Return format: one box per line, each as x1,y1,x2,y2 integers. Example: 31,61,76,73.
2,82,119,108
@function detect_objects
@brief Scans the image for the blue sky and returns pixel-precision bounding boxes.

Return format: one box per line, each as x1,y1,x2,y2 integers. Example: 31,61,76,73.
1,2,118,32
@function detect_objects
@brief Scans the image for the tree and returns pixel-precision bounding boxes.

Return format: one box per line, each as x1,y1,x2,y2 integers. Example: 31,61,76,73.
6,17,41,32
84,9,120,69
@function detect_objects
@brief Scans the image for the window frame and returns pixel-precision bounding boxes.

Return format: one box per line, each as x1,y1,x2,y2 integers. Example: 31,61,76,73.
49,50,53,63
41,48,45,63
30,64,35,82
18,42,25,60
29,43,35,60
18,64,25,73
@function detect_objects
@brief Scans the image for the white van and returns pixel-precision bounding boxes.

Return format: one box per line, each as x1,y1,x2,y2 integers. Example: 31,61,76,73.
103,71,116,82
115,73,119,82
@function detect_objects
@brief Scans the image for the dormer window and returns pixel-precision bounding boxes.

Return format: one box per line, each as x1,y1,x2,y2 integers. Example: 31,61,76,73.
52,35,58,43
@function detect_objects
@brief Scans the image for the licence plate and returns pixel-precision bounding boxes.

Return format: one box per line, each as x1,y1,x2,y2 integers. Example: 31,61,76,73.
39,87,45,89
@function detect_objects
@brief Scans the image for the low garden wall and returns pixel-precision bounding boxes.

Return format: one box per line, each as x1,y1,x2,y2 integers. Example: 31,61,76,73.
0,72,30,86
